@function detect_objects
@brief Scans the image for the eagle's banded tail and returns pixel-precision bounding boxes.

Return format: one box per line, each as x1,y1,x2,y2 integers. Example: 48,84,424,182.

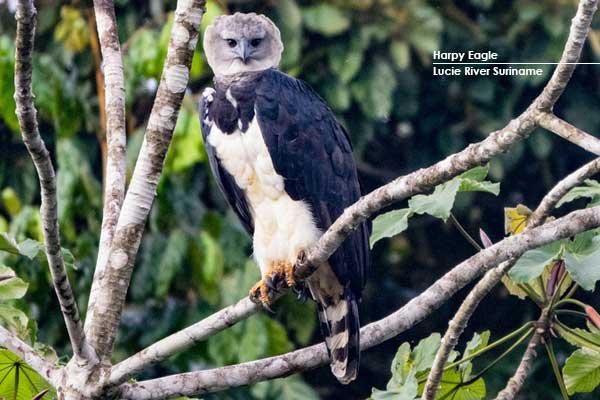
317,289,360,384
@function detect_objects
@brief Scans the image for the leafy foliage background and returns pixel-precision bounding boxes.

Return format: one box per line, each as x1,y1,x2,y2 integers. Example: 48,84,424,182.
0,0,599,398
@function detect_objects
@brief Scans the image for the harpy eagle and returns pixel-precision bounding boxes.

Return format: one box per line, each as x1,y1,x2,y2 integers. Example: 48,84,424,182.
199,13,370,383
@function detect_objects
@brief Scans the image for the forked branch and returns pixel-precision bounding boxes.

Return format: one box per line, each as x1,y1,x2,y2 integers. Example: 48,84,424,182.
84,0,206,361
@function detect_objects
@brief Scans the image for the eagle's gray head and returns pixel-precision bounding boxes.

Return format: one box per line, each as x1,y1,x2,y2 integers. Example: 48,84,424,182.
203,13,283,77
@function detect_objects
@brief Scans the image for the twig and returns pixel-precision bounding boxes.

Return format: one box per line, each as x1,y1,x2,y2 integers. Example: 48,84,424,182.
545,340,570,399
89,0,127,285
449,212,482,251
0,325,60,386
13,0,91,361
116,205,600,399
532,0,599,111
494,333,542,400
84,0,206,361
538,112,600,156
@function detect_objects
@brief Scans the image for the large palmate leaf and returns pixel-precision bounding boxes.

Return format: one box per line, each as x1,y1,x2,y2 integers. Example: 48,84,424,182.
508,241,562,283
0,349,56,400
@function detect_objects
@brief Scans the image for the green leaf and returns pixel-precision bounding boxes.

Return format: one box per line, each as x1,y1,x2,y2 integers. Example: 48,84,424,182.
1,188,22,217
351,59,397,120
239,316,268,362
564,242,600,291
556,325,600,353
563,348,600,395
0,266,28,301
389,342,413,389
458,179,500,195
407,165,499,222
0,38,19,133
165,106,206,173
437,368,486,400
0,233,41,260
461,331,490,378
0,349,56,400
508,241,562,283
264,316,293,356
457,165,500,196
370,208,412,248
275,0,302,68
411,333,442,373
0,305,29,341
252,376,319,400
155,229,188,297
409,179,462,222
321,79,351,111
328,37,366,83
390,40,411,70
372,376,417,400
557,180,600,208
302,4,350,37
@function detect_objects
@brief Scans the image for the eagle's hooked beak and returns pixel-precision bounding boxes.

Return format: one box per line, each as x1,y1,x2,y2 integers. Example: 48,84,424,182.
237,39,251,63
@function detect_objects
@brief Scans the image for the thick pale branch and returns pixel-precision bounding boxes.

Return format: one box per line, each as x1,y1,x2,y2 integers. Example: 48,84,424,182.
0,325,60,386
538,112,600,156
84,0,206,360
118,205,600,400
91,0,127,285
14,0,90,360
423,156,600,399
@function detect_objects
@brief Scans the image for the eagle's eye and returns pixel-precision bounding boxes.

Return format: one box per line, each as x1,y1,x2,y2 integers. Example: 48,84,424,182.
250,38,262,47
226,39,237,48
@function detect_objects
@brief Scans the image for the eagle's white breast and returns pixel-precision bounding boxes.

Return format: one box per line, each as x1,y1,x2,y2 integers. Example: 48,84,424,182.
207,117,321,274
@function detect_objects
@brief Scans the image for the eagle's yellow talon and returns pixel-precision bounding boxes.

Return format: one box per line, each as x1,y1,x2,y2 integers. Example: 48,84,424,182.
249,280,272,307
249,262,298,309
282,262,296,288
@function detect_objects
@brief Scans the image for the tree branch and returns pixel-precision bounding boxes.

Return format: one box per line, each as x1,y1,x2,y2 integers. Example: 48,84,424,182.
494,333,542,400
117,205,600,400
537,112,600,156
84,0,206,361
108,296,257,386
90,0,127,292
532,0,598,111
423,156,600,399
0,325,60,386
13,0,91,361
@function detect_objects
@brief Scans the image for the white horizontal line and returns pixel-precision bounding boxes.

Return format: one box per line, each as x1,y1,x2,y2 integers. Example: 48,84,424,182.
432,62,600,65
